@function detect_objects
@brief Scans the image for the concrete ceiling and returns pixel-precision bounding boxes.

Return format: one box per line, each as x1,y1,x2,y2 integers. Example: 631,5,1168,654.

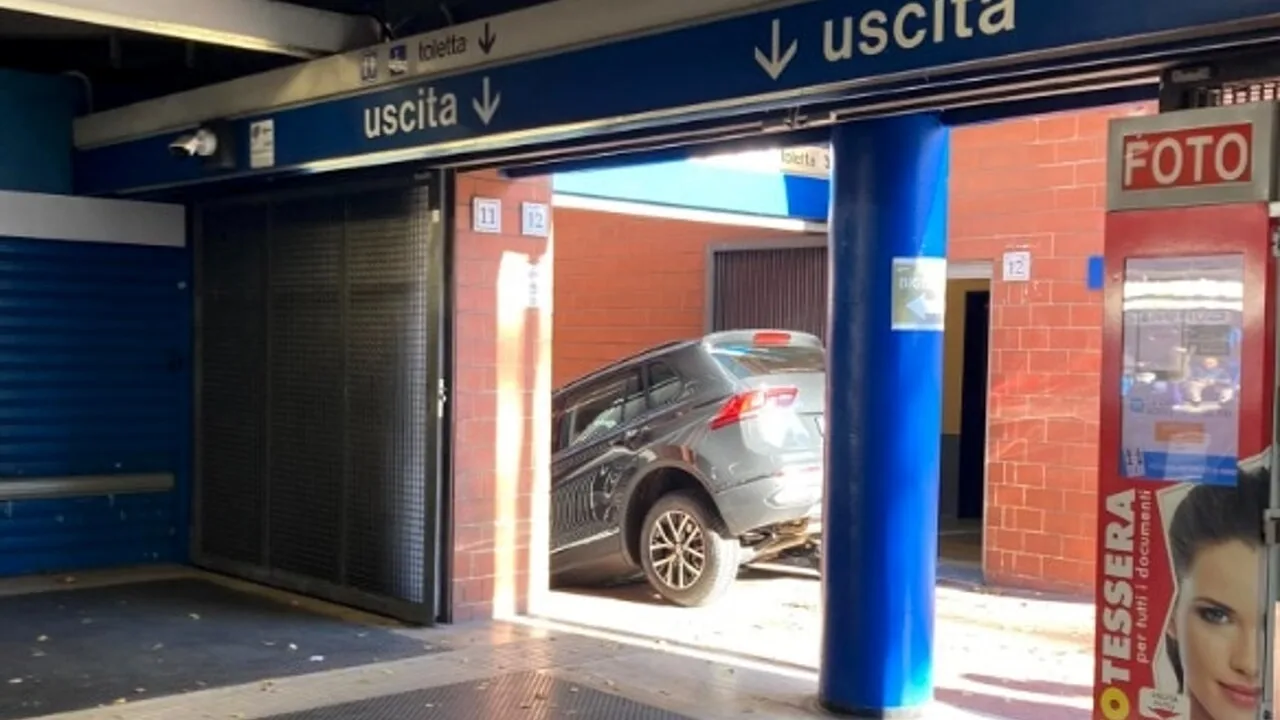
0,0,558,111
296,0,556,37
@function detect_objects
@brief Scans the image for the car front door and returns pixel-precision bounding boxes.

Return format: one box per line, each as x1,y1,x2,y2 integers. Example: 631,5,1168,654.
550,370,646,555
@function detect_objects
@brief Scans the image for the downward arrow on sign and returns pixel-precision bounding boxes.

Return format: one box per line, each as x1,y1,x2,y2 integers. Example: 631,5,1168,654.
478,22,497,54
473,76,501,126
754,18,797,80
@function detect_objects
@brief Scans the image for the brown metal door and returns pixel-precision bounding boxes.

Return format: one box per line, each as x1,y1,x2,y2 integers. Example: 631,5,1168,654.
710,244,828,341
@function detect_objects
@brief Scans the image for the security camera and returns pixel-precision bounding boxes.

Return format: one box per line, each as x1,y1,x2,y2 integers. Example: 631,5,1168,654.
165,121,236,170
169,128,218,158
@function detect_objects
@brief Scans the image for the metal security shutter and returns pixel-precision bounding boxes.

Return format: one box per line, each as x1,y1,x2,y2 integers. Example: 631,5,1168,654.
710,244,828,341
197,205,268,568
267,196,346,583
0,238,190,576
195,176,445,624
343,190,434,603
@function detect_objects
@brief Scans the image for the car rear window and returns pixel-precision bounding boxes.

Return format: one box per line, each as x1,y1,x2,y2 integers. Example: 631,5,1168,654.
709,345,825,378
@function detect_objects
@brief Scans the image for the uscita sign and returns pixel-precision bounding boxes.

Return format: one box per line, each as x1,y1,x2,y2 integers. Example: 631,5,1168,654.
363,85,460,139
821,0,1017,60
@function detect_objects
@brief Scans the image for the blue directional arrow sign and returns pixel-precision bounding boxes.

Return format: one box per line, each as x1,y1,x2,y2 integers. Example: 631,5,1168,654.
78,0,1280,194
891,257,947,331
755,19,799,81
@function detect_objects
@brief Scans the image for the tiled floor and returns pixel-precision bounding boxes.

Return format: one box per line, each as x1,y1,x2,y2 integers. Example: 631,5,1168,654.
252,671,697,720
0,576,441,719
8,567,1095,720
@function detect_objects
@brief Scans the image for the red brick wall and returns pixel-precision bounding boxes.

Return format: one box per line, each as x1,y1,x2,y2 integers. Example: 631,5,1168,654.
951,102,1154,594
553,207,815,387
451,169,553,622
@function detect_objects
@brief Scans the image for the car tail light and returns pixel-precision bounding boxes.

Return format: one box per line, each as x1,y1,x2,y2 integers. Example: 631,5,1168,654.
709,386,798,430
752,331,792,346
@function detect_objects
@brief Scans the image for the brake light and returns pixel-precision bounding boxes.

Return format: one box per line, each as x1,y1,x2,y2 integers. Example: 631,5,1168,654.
709,386,798,430
752,331,792,346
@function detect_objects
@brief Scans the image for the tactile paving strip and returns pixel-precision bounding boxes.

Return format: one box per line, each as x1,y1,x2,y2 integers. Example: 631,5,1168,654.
259,670,694,719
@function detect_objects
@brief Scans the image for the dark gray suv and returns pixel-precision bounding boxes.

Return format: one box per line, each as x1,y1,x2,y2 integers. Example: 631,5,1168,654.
550,330,825,607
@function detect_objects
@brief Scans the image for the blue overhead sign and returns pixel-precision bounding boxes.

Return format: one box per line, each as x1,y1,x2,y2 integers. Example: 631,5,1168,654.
78,0,1280,195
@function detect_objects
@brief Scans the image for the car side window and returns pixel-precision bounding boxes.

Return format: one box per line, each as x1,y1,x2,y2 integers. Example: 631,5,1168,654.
647,361,683,409
551,408,569,451
620,373,648,421
565,374,632,448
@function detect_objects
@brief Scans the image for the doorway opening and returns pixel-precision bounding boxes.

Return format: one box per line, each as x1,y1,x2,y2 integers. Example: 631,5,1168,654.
530,146,832,667
939,281,991,571
531,137,1005,666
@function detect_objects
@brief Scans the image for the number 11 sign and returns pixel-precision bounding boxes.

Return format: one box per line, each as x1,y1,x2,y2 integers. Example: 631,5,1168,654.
472,197,501,234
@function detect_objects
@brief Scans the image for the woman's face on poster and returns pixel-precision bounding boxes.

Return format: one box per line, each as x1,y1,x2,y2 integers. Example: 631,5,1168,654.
1173,540,1263,720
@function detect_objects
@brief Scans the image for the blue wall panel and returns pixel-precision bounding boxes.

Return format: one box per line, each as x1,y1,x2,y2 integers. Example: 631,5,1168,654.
0,237,190,576
552,161,829,221
0,494,178,575
0,69,79,195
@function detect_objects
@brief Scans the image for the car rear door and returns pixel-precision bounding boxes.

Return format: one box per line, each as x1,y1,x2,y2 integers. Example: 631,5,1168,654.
549,369,647,555
629,359,689,446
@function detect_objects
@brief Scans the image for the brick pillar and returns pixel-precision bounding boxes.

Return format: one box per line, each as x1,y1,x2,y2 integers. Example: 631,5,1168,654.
949,103,1154,594
450,169,553,622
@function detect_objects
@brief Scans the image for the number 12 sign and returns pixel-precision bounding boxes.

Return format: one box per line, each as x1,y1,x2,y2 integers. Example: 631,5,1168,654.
1002,250,1031,282
521,202,550,237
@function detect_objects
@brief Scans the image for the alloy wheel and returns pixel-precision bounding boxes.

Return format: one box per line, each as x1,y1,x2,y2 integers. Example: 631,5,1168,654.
648,509,706,590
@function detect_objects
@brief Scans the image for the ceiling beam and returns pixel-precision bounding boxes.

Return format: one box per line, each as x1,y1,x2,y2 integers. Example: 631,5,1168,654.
76,0,787,148
0,0,381,58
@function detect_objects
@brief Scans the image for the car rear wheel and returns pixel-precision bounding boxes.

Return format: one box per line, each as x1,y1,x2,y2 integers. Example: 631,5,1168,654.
639,491,739,607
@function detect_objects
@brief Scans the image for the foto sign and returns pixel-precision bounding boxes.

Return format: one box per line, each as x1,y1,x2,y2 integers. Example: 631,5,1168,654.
1121,124,1252,191
1107,104,1280,211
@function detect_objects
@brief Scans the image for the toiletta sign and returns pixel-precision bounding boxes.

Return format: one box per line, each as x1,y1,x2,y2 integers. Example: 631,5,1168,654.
696,145,831,178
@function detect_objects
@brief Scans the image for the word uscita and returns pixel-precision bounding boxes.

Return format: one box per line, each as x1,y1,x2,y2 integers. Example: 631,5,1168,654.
822,0,1016,60
364,86,458,139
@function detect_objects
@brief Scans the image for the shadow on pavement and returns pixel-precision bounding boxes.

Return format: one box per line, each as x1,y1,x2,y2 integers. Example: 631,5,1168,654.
961,674,1092,699
556,567,808,606
557,581,666,605
936,687,1089,720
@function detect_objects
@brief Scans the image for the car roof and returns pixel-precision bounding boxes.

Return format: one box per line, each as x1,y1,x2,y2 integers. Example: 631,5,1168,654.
553,329,823,396
701,328,823,349
555,339,698,396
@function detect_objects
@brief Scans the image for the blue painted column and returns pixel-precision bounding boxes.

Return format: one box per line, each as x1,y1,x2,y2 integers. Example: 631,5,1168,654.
820,114,949,717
